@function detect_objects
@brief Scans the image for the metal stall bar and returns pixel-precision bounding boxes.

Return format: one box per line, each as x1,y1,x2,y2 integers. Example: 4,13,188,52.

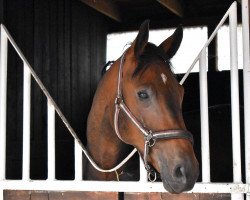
229,1,242,183
139,157,148,182
242,0,250,199
199,48,210,182
180,3,234,85
0,180,248,193
1,23,58,181
0,25,8,181
22,63,31,180
47,100,56,180
74,140,83,181
229,3,243,200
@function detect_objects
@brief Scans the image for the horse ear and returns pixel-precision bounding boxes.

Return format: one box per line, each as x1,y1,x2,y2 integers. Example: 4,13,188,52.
159,25,183,59
133,20,150,58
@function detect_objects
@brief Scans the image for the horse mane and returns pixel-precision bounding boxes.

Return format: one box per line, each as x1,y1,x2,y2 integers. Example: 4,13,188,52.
101,61,114,76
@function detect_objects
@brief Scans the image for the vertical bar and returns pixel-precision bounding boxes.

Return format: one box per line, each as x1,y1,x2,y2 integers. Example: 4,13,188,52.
199,48,211,182
207,24,218,72
74,139,82,181
242,0,250,199
47,100,56,180
229,3,244,200
229,1,242,183
22,63,31,180
0,25,8,180
139,157,148,182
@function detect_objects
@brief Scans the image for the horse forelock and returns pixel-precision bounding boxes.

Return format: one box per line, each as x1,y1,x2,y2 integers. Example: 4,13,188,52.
101,42,175,80
132,43,173,78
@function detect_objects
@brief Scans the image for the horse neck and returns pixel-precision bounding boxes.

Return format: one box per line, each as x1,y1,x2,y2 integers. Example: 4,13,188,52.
86,64,127,170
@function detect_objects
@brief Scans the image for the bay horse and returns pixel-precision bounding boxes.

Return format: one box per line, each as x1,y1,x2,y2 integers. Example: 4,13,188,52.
85,20,199,194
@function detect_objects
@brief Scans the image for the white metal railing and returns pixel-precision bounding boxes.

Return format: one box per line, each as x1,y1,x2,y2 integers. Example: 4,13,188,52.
179,2,246,199
0,1,250,200
180,1,242,186
184,0,242,190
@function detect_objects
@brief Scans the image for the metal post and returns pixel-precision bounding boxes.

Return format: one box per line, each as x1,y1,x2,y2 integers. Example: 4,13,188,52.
0,25,8,180
199,48,211,182
47,100,56,180
229,3,243,200
139,157,148,182
22,63,31,180
180,2,236,85
74,139,82,181
242,0,250,199
229,1,242,183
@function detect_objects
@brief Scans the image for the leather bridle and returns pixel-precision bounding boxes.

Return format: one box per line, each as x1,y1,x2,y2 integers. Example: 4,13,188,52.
114,51,194,181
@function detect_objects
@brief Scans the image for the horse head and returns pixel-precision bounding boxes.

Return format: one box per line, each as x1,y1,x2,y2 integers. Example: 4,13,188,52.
86,20,199,194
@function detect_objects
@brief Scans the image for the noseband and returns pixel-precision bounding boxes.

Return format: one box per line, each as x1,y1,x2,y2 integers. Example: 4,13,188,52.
114,51,194,181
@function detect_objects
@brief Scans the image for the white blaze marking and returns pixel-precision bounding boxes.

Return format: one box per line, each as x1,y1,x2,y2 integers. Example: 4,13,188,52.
161,73,167,85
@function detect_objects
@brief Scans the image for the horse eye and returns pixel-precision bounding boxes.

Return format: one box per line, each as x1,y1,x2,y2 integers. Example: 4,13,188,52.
137,91,149,100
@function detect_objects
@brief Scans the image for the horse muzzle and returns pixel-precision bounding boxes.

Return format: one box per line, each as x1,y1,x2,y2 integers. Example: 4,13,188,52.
159,154,199,194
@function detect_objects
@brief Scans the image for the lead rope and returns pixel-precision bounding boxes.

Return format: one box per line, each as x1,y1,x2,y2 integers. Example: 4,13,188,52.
53,101,137,173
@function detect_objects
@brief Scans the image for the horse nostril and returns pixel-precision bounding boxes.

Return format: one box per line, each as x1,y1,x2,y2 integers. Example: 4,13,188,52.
175,166,185,178
174,165,187,185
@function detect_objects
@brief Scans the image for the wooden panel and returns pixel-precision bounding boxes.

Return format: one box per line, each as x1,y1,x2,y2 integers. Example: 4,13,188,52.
71,0,107,145
4,0,108,180
0,0,4,23
31,192,48,200
124,192,231,200
4,191,118,200
32,0,50,180
3,191,234,200
71,0,91,142
49,191,118,200
4,190,30,200
5,0,25,179
79,0,121,22
6,45,23,179
156,0,183,17
3,191,233,200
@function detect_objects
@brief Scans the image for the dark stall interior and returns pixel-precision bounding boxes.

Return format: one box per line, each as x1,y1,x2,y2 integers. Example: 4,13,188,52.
0,0,245,183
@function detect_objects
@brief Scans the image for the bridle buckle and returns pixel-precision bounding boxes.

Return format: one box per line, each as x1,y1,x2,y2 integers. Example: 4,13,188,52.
145,131,156,147
145,164,157,182
115,96,123,105
148,169,157,182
